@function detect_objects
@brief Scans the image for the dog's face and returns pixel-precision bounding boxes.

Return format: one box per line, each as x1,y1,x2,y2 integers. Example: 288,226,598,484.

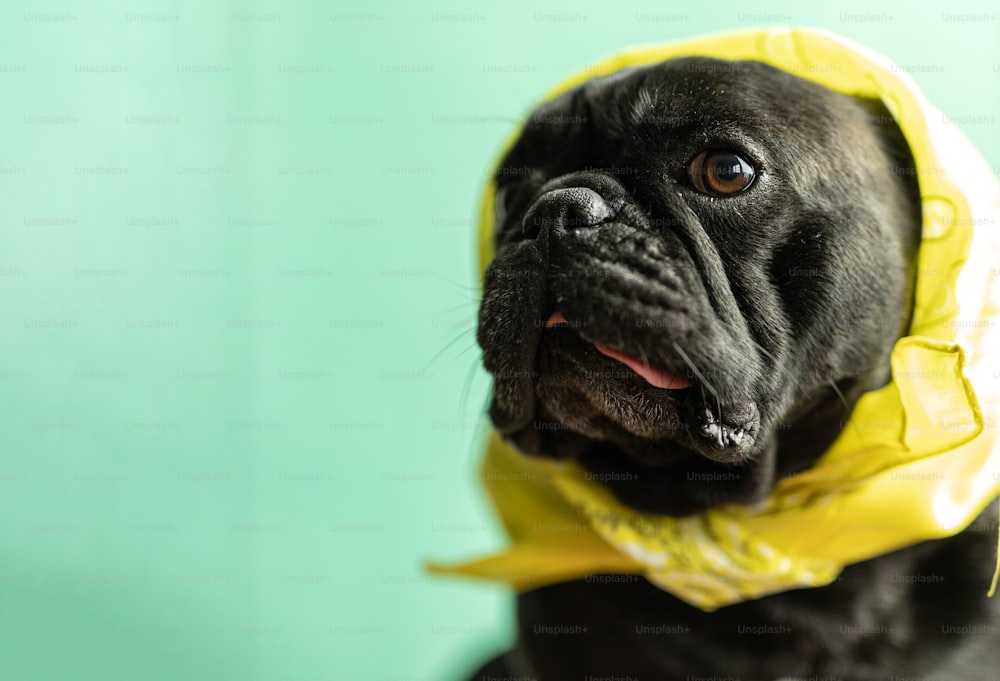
478,57,922,515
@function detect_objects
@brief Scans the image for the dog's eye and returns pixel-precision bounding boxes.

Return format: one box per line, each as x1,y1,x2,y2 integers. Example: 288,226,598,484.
688,150,756,196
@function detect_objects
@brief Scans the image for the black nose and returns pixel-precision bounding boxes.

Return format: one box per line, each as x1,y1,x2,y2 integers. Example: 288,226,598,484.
521,187,613,239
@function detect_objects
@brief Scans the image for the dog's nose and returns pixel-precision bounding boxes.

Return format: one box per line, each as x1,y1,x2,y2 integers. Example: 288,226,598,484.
521,187,613,239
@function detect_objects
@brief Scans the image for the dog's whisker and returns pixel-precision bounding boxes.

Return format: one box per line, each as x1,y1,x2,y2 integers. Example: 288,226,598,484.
746,338,799,387
637,345,651,368
824,377,850,413
438,270,483,288
434,301,481,316
459,354,485,420
749,336,854,411
824,377,868,447
455,340,482,360
670,341,725,434
672,342,717,399
420,327,477,373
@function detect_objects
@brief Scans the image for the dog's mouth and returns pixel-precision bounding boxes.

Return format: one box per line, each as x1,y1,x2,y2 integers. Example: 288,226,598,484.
546,311,692,390
522,306,761,468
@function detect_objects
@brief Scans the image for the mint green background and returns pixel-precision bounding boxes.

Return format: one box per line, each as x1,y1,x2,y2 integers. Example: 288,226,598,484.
0,1,997,679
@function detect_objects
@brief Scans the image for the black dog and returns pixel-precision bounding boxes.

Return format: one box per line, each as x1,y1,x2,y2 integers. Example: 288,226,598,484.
468,57,1000,680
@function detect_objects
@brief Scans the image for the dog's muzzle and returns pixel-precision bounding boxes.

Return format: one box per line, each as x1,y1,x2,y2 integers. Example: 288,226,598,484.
483,177,764,465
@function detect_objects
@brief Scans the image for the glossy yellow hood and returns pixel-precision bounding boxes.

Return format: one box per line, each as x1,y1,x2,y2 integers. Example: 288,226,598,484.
431,27,1000,611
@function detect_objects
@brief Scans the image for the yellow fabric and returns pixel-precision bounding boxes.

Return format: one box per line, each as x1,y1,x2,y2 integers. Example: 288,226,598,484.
431,27,1000,611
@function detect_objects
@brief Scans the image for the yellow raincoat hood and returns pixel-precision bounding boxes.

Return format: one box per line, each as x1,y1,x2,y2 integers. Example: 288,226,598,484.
431,27,1000,611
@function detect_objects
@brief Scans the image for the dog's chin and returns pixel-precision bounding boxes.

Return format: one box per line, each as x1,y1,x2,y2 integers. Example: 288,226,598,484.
502,402,777,518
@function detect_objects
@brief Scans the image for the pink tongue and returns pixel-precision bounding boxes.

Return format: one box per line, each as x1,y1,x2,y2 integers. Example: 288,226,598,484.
593,344,691,390
545,311,571,328
544,312,691,390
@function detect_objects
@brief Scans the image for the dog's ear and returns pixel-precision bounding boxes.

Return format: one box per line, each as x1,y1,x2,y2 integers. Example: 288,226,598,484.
855,99,918,175
855,97,923,327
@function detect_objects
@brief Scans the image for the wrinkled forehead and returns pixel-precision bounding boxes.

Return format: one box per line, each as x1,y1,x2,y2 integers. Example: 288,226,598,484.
577,58,826,137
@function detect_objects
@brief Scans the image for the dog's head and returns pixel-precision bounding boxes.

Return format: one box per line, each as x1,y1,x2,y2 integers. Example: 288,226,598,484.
478,58,922,515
